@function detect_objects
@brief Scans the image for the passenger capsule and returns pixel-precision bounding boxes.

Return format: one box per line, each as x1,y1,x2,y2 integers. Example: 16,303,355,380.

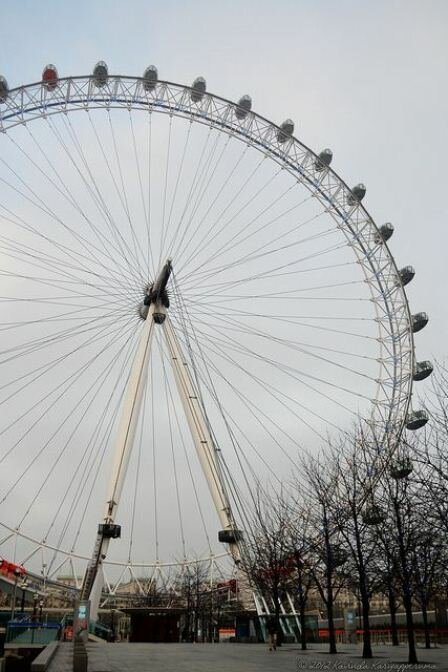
413,360,433,382
93,61,108,88
363,505,385,526
143,65,158,91
398,266,415,287
374,222,394,244
235,95,252,120
138,303,149,320
277,119,294,143
406,410,429,431
411,312,429,333
390,457,413,480
191,77,206,103
347,183,366,206
329,545,348,567
0,76,8,103
218,529,243,544
153,311,166,324
314,148,333,172
42,64,58,91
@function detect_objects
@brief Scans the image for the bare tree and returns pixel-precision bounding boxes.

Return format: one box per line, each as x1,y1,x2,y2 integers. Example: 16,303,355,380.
287,502,315,650
381,465,419,664
330,433,383,659
302,454,346,655
244,488,296,644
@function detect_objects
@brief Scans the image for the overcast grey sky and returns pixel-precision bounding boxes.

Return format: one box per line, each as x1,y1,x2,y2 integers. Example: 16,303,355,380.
0,0,446,573
1,0,445,361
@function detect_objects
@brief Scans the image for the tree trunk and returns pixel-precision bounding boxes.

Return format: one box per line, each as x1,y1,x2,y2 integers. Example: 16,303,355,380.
299,602,307,650
394,496,418,664
325,564,337,655
274,594,282,647
352,511,372,659
402,590,417,664
297,573,308,650
388,587,399,646
327,599,337,654
360,586,372,659
422,602,431,649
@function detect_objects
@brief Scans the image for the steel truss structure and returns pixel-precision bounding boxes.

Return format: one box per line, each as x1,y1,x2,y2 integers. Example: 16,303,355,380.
0,75,415,440
0,71,425,605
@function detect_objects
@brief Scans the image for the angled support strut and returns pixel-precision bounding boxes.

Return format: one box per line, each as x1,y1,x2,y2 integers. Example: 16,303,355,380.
81,260,240,620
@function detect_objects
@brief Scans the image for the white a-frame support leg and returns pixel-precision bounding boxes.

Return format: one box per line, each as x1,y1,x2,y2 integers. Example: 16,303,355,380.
81,303,156,620
82,260,240,621
163,317,240,561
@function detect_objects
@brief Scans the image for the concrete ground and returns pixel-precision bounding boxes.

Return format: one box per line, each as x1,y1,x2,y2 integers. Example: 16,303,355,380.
48,642,448,672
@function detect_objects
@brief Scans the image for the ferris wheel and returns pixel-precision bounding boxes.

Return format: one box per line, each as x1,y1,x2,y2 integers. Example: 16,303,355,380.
0,63,431,615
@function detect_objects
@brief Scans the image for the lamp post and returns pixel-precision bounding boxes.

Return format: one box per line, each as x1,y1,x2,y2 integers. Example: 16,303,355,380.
10,568,22,620
111,609,116,642
20,578,28,613
32,592,38,621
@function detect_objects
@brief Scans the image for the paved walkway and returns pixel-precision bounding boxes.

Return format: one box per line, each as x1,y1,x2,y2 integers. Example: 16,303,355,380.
48,642,448,672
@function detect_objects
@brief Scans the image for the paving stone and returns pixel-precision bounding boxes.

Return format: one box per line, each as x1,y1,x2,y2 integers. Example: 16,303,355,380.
47,642,448,672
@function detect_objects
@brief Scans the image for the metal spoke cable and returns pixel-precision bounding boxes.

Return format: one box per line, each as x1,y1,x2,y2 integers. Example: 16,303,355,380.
44,324,140,548
0,266,134,308
6,128,137,290
157,114,174,272
161,119,193,260
181,226,340,290
161,360,213,554
181,261,358,298
189,317,373,406
179,239,347,294
48,114,142,287
88,110,151,281
167,323,266,531
182,301,376,339
0,173,133,292
166,126,230,263
177,157,281,277
0,309,132,367
128,372,147,563
0,311,136,402
171,278,259,512
168,125,216,261
170,311,325,456
170,139,251,264
186,309,376,384
61,111,132,272
181,249,355,298
174,320,338,442
184,280,365,306
180,182,314,279
17,315,138,527
196,310,377,370
0,211,135,296
106,110,147,279
0,138,135,293
0,314,136,462
150,354,160,562
146,111,155,277
129,110,152,282
66,328,142,557
186,292,369,304
0,315,138,504
171,129,229,264
159,338,187,558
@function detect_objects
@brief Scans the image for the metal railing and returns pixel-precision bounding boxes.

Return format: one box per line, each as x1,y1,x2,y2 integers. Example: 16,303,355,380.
89,620,112,641
5,620,61,645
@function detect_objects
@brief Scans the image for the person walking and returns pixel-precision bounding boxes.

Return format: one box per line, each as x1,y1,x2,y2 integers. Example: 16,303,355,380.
266,616,277,651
